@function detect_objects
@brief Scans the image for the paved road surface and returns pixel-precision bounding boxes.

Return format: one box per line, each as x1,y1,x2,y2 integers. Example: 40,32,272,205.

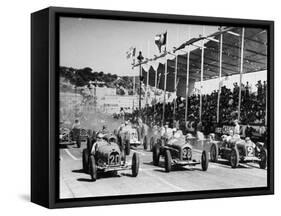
60,141,267,199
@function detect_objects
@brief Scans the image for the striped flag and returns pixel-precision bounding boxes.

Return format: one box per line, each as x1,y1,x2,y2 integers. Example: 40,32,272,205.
155,31,167,53
126,47,136,59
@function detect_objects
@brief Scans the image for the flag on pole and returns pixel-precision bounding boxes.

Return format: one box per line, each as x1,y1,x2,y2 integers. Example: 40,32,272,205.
126,47,136,59
155,31,167,53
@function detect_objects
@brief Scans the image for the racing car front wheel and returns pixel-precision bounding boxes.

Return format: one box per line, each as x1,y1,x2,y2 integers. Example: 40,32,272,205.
82,149,89,173
132,153,140,177
89,155,97,181
164,150,172,172
143,136,148,150
149,137,154,152
125,140,130,156
153,145,160,166
201,150,209,171
210,143,218,162
259,148,267,169
230,148,239,168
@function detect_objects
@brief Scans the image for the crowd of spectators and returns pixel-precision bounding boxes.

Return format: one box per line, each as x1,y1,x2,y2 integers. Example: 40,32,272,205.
132,80,267,135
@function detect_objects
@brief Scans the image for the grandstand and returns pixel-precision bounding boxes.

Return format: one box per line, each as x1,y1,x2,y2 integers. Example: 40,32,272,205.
133,27,267,141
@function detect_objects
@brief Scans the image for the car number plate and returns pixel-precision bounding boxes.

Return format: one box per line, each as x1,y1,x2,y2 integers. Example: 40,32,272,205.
246,146,254,157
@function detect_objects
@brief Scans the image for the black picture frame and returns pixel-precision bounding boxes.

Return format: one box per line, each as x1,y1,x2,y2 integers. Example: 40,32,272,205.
31,6,274,208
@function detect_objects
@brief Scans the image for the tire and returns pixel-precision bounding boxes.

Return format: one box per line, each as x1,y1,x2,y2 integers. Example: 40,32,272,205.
259,148,267,169
86,137,92,152
82,149,89,173
131,152,140,177
76,140,81,148
164,150,172,172
121,150,126,164
125,139,130,156
89,155,97,181
210,143,218,162
201,150,209,171
150,137,154,152
153,145,160,166
87,129,92,137
143,136,148,150
230,148,239,168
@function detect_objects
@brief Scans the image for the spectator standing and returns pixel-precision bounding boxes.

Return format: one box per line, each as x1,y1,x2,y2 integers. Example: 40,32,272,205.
234,119,240,135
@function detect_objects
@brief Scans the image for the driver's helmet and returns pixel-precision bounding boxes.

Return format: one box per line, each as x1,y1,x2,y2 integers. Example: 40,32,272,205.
209,133,215,140
229,130,234,136
173,130,182,139
221,134,228,141
233,134,240,139
96,133,105,140
186,133,193,139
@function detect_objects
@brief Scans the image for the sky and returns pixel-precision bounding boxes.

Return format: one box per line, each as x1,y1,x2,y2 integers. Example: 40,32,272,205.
60,17,218,76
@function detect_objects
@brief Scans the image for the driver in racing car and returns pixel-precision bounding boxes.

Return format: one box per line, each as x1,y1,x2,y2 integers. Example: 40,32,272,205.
162,123,173,141
100,125,109,135
91,132,107,155
224,129,241,148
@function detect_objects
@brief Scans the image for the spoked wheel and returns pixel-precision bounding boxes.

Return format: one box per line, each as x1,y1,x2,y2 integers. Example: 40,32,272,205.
230,148,239,168
259,148,267,169
201,150,209,171
164,150,172,172
210,143,218,162
143,136,148,150
86,137,92,152
76,139,81,148
82,148,89,173
152,144,160,166
131,152,140,177
149,137,154,152
125,139,130,156
89,155,97,181
121,150,126,164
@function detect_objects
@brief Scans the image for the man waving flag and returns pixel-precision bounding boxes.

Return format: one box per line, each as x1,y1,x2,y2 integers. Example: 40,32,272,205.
155,31,167,53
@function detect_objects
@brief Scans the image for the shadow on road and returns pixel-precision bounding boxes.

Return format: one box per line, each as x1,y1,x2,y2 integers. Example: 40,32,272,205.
143,162,154,166
120,173,134,177
211,160,251,169
77,178,94,182
72,169,84,173
153,166,203,173
77,171,121,182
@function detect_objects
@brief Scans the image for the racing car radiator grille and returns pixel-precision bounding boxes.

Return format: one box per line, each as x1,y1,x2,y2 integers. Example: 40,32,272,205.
108,152,120,165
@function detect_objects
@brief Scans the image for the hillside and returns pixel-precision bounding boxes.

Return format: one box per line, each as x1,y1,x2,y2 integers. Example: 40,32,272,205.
59,66,142,95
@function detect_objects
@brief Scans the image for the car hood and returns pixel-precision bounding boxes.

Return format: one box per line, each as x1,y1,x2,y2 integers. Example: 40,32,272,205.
167,137,192,149
96,141,121,159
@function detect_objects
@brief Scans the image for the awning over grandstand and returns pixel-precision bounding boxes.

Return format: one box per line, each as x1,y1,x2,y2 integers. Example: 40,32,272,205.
142,27,267,97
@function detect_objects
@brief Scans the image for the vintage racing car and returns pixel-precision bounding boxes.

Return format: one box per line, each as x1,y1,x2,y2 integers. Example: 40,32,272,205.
152,130,209,172
59,127,89,148
117,123,148,155
209,134,267,169
59,127,75,145
82,133,140,181
149,125,162,151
